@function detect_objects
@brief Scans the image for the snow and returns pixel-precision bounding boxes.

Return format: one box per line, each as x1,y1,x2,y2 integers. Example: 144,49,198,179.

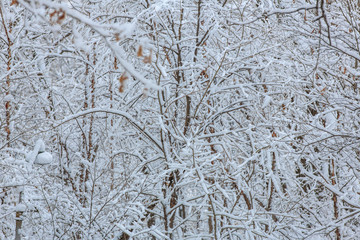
36,139,46,153
25,139,51,165
15,204,26,212
25,149,38,164
3,1,360,239
262,95,272,108
2,94,14,102
34,152,53,165
72,27,90,52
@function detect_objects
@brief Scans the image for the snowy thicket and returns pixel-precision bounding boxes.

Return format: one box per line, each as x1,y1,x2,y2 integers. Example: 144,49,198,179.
1,0,360,239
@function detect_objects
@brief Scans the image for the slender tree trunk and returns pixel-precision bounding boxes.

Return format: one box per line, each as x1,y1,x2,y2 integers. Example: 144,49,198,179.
331,159,341,240
265,151,278,232
88,42,96,164
15,190,23,240
0,6,12,147
110,57,117,191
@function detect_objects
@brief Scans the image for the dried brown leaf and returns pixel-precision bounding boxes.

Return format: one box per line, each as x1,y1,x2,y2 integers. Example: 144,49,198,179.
10,0,18,6
137,46,143,57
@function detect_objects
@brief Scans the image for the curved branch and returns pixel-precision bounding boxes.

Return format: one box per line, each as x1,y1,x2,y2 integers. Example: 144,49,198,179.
54,108,163,152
